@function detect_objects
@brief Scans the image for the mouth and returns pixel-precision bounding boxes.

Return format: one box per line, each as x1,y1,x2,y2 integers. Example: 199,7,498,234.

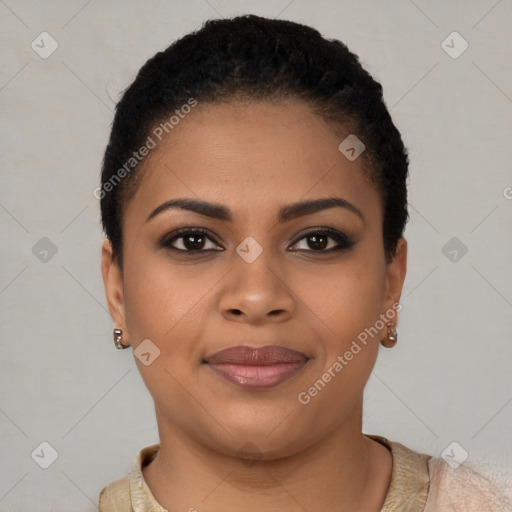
203,345,310,389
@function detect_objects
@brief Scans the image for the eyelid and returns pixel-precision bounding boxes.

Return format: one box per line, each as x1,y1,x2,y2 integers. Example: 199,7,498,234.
159,227,223,249
289,227,355,250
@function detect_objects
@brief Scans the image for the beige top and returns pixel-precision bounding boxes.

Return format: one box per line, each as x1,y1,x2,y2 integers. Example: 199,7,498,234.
99,434,511,511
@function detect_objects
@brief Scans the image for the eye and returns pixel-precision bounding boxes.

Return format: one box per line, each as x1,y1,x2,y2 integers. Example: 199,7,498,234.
159,226,355,255
159,228,223,253
289,228,355,253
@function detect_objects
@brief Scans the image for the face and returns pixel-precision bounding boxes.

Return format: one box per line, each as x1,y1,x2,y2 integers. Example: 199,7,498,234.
102,99,407,460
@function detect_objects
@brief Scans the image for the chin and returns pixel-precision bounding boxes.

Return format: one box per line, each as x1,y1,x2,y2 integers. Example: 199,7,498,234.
202,409,317,460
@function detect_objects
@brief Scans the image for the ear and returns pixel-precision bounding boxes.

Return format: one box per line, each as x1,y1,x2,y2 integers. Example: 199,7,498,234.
101,238,130,346
383,237,407,319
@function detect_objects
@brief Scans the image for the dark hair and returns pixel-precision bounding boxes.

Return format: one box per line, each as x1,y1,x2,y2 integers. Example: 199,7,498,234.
100,14,409,269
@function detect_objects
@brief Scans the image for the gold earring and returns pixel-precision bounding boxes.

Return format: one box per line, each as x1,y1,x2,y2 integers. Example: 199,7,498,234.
381,322,397,348
113,328,129,349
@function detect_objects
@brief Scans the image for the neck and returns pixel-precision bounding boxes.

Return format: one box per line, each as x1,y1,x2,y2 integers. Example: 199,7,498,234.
142,401,392,512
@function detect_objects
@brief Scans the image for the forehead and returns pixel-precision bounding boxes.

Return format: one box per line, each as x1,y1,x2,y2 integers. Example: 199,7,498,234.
125,100,381,226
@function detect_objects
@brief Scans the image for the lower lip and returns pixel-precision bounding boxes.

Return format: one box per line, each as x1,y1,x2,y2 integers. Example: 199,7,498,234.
205,362,307,389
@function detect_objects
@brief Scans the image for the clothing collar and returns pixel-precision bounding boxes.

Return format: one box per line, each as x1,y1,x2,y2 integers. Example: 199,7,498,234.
128,434,431,511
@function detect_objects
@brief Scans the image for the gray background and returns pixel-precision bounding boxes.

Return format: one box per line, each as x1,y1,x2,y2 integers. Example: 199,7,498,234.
1,0,511,510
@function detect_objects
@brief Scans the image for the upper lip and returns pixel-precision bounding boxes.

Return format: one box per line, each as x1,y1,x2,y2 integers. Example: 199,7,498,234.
204,345,309,365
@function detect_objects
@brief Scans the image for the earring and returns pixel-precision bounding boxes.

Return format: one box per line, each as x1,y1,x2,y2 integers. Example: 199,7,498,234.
113,328,129,349
381,322,397,348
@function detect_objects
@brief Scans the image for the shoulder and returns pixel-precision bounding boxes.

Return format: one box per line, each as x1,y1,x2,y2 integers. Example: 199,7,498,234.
98,443,161,512
424,457,512,512
366,433,431,511
99,475,132,512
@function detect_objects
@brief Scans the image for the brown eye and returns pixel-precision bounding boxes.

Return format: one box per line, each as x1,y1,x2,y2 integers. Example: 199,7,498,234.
290,228,355,253
304,233,329,250
180,233,207,250
160,228,222,253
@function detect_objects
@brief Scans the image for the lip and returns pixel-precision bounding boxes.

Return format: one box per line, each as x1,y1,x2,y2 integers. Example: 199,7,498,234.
203,345,309,389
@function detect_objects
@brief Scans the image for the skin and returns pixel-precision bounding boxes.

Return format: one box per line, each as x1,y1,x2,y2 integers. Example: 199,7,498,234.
101,99,407,511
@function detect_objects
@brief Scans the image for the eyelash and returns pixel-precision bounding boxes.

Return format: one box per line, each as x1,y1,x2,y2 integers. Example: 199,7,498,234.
159,227,356,255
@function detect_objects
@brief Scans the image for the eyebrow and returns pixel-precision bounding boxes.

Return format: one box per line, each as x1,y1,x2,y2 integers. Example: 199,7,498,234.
146,196,365,225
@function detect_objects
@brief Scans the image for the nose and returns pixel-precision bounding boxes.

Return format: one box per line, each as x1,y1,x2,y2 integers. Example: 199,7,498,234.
218,247,296,325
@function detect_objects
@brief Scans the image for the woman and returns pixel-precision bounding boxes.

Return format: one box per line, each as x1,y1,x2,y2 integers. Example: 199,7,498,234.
97,14,510,511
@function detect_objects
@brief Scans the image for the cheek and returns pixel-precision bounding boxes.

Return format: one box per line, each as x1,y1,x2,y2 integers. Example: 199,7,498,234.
121,259,202,403
122,251,205,344
122,265,167,344
294,260,386,421
121,253,222,394
304,255,387,348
